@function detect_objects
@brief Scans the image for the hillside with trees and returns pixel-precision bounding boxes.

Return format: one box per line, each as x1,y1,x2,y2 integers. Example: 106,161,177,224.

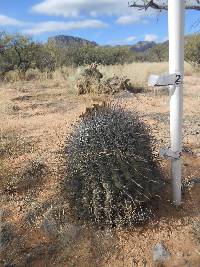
0,32,199,80
48,35,97,48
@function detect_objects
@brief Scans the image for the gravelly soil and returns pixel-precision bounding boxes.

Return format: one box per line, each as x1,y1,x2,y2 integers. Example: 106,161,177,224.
0,75,199,267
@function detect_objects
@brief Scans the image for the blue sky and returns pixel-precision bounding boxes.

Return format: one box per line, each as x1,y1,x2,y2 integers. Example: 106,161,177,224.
0,0,199,45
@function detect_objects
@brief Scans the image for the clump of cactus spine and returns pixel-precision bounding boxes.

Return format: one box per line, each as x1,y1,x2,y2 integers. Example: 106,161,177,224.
64,103,163,228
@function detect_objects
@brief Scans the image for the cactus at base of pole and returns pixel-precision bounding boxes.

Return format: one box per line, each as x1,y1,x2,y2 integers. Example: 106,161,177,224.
64,103,164,228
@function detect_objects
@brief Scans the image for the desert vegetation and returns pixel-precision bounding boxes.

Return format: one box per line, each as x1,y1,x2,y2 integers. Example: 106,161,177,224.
0,57,199,266
0,19,200,266
0,0,199,266
1,32,200,83
185,34,200,70
65,103,164,228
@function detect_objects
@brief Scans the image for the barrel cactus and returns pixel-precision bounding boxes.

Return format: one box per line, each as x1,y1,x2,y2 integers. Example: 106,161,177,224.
64,103,163,228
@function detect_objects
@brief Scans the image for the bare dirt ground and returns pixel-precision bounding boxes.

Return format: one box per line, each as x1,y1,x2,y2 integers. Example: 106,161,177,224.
0,69,199,267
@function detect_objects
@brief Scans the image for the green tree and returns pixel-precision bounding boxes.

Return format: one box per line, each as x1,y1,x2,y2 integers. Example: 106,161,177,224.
0,33,57,78
146,43,168,62
0,33,37,77
185,35,200,69
34,43,56,73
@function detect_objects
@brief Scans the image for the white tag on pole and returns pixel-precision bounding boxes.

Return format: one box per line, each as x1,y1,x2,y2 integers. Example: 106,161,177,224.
148,73,183,87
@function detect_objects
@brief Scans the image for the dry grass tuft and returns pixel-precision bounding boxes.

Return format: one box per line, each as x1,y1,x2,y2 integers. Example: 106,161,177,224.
99,62,193,90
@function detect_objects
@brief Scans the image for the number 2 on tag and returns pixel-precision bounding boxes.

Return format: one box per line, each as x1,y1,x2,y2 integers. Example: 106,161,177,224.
175,75,182,85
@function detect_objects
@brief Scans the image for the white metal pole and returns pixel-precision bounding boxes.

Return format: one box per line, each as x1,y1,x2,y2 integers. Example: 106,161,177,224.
168,0,185,205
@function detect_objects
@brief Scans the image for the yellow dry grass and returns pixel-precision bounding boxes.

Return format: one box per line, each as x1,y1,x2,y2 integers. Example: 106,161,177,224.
99,62,193,88
2,62,194,89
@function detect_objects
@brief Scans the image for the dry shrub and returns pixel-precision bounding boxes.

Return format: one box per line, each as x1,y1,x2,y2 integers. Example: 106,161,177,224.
99,62,194,90
25,69,42,81
64,103,164,228
75,64,103,95
10,160,48,192
2,159,48,194
192,219,200,245
0,130,34,158
2,71,20,83
75,64,135,95
0,130,36,191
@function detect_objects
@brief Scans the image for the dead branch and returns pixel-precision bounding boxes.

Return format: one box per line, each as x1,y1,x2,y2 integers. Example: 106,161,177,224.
128,0,200,11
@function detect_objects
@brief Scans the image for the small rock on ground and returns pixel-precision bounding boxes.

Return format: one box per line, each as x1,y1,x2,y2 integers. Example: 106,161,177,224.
153,241,171,264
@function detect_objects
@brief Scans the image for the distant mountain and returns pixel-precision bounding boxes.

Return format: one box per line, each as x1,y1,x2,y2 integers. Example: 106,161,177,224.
48,35,98,48
130,41,156,52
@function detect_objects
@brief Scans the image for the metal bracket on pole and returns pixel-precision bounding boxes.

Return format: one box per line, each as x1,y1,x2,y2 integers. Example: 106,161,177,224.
148,73,183,87
160,148,181,160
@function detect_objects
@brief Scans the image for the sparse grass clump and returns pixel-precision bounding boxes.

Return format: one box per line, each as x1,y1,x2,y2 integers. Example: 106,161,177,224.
64,103,163,228
192,220,200,245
